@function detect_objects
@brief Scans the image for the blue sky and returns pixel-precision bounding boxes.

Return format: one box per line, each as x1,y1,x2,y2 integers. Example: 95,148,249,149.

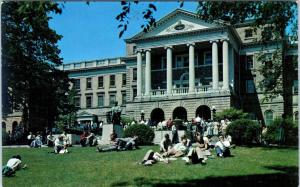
49,2,199,64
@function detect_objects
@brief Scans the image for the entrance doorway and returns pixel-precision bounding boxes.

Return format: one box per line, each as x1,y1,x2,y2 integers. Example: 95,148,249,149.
150,108,165,124
173,107,187,121
196,105,211,120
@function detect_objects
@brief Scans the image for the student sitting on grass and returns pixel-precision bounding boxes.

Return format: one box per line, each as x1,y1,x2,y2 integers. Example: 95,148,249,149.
46,131,55,147
185,133,211,164
215,135,231,157
97,135,139,152
162,135,189,158
160,134,172,153
2,155,27,177
54,136,68,154
30,132,43,148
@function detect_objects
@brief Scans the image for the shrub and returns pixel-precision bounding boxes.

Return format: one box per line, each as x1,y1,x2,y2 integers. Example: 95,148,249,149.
215,108,248,121
226,119,260,145
264,117,298,146
121,115,136,125
123,124,155,145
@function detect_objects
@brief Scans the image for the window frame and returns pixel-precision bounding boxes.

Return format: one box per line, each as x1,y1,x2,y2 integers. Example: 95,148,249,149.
98,76,104,88
97,94,104,107
110,75,115,87
74,79,81,90
203,51,212,65
86,95,92,108
246,79,255,93
86,77,92,90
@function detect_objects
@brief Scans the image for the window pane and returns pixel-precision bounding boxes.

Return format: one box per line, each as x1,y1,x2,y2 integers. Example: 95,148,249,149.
122,93,126,105
74,79,80,90
109,95,116,106
245,29,253,38
133,68,137,81
246,55,253,70
98,95,104,107
264,110,273,126
204,52,212,64
98,76,103,88
86,96,92,108
246,80,255,93
86,78,92,89
293,80,298,93
110,75,115,87
122,74,126,86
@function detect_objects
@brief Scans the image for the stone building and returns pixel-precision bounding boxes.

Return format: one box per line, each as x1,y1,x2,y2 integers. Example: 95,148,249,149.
3,9,298,132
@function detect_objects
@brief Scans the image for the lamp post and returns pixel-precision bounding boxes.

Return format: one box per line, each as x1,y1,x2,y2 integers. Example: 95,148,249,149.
211,106,216,121
141,110,145,121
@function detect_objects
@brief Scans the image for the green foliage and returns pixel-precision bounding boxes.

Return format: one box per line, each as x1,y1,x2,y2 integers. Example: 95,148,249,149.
123,124,154,145
215,108,248,121
226,119,261,145
121,115,136,125
2,2,70,131
264,117,298,146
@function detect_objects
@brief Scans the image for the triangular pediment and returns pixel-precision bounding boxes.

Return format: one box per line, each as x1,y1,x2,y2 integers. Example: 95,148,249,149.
77,111,94,117
127,9,219,41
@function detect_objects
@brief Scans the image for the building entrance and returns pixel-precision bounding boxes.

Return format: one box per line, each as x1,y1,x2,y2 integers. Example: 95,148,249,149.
150,108,165,124
173,107,187,121
196,105,211,120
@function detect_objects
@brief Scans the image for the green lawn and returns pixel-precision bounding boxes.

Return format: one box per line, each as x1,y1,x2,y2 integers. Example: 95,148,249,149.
3,146,298,187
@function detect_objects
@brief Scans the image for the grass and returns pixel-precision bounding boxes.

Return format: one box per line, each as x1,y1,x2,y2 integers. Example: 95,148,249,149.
3,146,298,187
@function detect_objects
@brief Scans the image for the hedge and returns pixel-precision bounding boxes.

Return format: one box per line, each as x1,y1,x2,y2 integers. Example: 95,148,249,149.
123,124,155,145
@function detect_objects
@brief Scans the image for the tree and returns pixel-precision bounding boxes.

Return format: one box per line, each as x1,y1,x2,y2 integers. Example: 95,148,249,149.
197,2,297,117
2,2,71,132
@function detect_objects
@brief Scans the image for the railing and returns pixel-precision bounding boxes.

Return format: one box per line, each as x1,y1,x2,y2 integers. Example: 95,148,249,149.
172,87,188,95
195,85,212,93
151,89,166,96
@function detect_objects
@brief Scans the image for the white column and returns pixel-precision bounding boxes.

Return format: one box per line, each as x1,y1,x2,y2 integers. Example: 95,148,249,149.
136,50,142,96
222,40,229,90
166,46,173,95
145,49,151,96
188,43,195,93
211,40,219,90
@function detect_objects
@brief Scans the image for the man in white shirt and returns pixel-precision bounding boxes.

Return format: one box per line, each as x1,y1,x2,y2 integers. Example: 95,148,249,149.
215,135,231,157
54,136,68,154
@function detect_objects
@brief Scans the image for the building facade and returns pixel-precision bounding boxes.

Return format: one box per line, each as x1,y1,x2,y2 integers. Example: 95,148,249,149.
4,9,297,132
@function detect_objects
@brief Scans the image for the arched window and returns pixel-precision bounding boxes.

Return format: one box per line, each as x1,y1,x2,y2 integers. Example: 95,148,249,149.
264,110,273,126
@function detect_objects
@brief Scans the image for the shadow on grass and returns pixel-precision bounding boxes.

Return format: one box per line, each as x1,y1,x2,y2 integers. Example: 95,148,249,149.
111,166,298,187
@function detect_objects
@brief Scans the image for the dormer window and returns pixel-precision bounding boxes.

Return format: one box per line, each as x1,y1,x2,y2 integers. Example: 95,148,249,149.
174,21,185,30
245,29,253,38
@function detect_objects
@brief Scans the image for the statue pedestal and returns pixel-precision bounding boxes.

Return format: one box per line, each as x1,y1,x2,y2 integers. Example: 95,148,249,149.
100,123,124,145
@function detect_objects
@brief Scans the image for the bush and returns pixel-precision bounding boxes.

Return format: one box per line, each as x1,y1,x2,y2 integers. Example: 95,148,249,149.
123,124,155,145
264,117,298,146
215,108,248,121
226,119,260,145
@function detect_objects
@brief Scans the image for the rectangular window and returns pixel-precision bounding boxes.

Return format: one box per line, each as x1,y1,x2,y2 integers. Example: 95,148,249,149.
122,74,126,86
293,80,298,93
98,95,104,107
161,57,166,69
246,80,255,93
110,75,115,87
98,76,103,88
86,78,92,89
246,55,254,70
74,97,80,108
122,93,126,105
109,94,116,106
86,95,92,108
183,55,189,67
175,56,184,68
74,79,80,90
204,52,212,65
133,89,137,98
245,29,253,38
133,68,137,81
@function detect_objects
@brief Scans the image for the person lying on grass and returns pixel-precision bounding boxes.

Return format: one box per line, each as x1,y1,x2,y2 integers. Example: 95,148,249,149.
185,132,211,164
2,155,27,177
162,135,189,158
139,150,170,166
97,135,139,152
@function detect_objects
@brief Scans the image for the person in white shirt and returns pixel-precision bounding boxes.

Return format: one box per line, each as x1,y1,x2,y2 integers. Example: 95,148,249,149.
61,131,71,147
27,132,35,146
46,131,55,147
54,136,68,154
2,155,26,176
215,135,231,157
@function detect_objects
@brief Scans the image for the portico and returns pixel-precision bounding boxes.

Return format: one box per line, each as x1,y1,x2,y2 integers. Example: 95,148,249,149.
135,39,231,99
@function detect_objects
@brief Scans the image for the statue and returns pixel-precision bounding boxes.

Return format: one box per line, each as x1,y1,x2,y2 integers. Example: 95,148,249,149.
111,102,122,125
